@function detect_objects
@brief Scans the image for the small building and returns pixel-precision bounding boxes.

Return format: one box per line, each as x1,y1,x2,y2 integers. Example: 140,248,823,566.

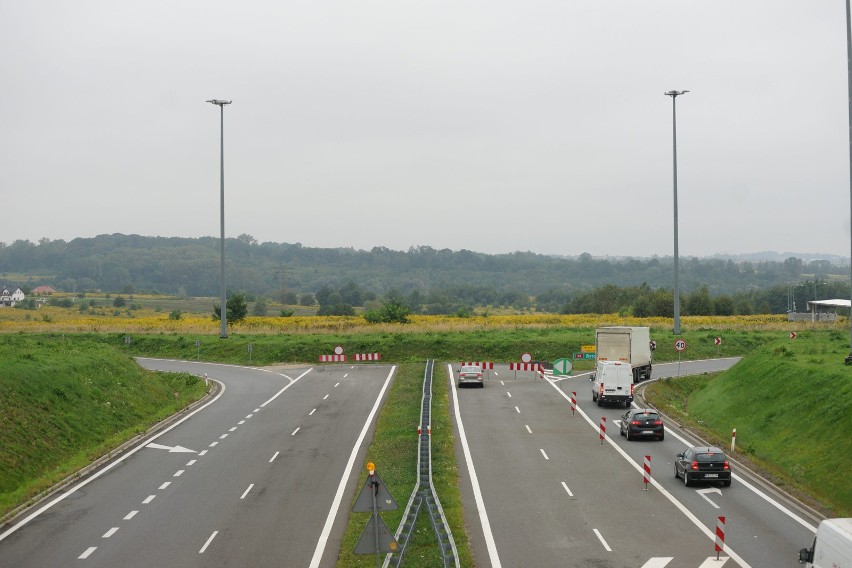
32,285,57,296
788,299,851,322
0,287,25,307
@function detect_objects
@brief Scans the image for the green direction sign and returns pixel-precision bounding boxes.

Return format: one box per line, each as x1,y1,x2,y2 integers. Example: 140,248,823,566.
552,358,573,376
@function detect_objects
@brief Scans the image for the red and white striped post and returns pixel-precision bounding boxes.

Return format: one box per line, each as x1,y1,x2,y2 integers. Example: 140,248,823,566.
714,516,726,559
570,392,576,416
599,417,606,445
643,455,651,490
731,428,737,452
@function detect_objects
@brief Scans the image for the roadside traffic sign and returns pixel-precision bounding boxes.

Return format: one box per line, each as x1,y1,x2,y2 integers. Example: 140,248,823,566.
334,345,344,355
573,353,596,360
714,337,722,346
552,358,573,376
521,352,532,363
790,332,797,339
581,344,596,353
649,340,657,351
674,339,687,352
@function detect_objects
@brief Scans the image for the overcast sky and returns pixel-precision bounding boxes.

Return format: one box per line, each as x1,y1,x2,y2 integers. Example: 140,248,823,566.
1,1,850,259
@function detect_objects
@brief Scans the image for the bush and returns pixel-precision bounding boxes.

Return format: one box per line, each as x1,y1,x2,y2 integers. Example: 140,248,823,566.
169,310,182,320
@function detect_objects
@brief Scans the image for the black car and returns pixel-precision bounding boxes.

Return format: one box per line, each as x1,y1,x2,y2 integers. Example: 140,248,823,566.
619,409,664,441
674,446,732,487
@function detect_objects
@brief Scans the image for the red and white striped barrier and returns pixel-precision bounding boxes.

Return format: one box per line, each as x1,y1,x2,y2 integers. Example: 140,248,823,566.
570,392,576,416
460,362,494,369
715,516,726,558
643,455,651,489
319,354,347,362
599,416,606,445
354,353,381,361
509,363,544,372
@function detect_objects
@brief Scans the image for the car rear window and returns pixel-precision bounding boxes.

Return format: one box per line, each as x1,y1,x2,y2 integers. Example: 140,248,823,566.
635,412,659,420
461,366,481,373
695,453,725,462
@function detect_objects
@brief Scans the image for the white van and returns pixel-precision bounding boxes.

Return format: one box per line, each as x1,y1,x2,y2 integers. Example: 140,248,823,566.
800,518,852,567
591,360,634,407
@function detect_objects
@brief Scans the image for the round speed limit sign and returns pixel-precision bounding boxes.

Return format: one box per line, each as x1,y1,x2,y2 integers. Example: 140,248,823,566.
674,339,687,352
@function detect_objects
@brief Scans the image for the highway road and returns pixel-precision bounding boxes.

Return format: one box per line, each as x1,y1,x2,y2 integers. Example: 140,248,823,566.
451,358,821,568
0,359,395,568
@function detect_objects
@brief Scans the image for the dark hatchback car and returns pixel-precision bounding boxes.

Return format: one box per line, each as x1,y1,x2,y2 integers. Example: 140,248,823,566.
619,409,665,441
674,446,732,487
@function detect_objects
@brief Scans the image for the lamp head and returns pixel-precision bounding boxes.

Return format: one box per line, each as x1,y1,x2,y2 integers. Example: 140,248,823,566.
664,90,689,97
206,99,232,106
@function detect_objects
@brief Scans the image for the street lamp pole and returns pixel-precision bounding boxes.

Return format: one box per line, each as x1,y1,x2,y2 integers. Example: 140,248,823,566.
845,0,852,363
207,99,232,339
665,90,688,335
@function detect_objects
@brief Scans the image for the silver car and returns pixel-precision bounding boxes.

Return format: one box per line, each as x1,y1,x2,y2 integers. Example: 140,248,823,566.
457,365,484,388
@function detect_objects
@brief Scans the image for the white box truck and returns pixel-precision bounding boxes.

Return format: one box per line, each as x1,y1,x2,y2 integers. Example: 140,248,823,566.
595,326,652,383
799,518,852,567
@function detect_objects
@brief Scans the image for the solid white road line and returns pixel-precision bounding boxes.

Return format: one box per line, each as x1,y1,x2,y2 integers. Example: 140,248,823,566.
448,363,502,568
269,451,280,463
142,495,156,504
124,511,138,520
199,531,218,553
79,546,97,559
308,366,397,568
593,529,612,551
291,427,300,436
525,425,533,434
159,482,171,490
561,482,574,497
0,378,227,544
102,527,119,538
259,368,312,408
540,449,549,460
240,484,254,499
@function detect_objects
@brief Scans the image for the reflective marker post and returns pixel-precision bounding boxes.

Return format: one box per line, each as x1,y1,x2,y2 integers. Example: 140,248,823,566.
643,455,651,491
571,392,576,416
599,417,606,446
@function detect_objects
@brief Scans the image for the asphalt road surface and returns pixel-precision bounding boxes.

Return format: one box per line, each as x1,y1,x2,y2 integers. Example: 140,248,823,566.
451,358,821,568
0,360,395,568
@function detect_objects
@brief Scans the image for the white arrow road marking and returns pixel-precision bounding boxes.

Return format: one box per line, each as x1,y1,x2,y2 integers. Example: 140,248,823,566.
146,443,197,453
641,558,673,568
699,557,729,567
696,487,722,509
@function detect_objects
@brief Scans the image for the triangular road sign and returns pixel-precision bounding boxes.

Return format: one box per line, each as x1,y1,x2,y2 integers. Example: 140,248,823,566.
353,514,399,555
352,472,398,512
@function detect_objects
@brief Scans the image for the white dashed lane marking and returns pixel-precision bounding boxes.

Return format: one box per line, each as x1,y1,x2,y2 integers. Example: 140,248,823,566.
79,546,97,559
199,531,218,554
102,527,119,538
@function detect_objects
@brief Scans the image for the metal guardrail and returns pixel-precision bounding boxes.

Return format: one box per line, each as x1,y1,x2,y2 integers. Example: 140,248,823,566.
385,359,459,568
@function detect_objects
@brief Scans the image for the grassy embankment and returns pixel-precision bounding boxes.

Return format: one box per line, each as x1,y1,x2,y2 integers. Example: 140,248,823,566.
645,329,852,516
0,335,207,519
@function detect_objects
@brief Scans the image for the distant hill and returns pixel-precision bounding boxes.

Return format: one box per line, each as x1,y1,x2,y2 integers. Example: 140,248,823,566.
0,234,848,313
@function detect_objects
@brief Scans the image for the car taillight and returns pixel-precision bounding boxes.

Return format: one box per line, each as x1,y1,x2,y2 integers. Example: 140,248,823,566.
599,384,604,395
690,460,699,470
654,420,663,425
723,461,730,470
631,420,641,425
630,384,635,396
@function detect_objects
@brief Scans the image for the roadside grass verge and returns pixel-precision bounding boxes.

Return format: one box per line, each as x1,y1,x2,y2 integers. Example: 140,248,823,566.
644,330,852,516
335,362,473,567
0,334,207,519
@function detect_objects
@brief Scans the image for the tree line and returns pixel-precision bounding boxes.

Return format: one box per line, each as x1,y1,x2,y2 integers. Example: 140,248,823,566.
1,234,849,316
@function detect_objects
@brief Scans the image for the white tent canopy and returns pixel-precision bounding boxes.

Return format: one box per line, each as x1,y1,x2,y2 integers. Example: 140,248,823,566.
806,299,852,310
